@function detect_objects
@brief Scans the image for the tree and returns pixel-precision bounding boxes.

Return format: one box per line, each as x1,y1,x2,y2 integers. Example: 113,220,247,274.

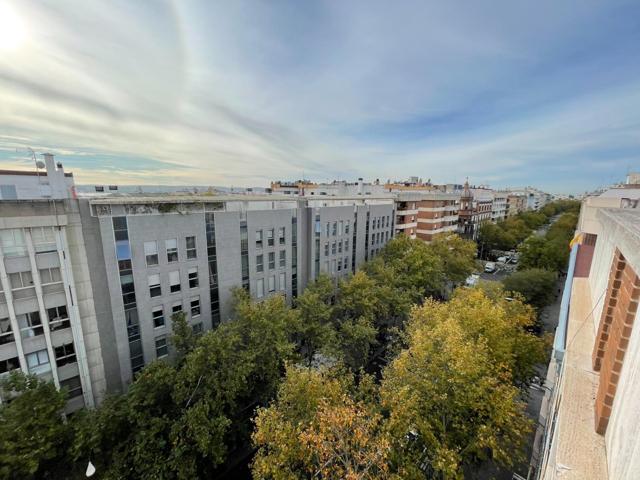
518,236,568,272
294,278,336,366
252,366,392,480
427,233,477,285
503,268,557,310
0,372,70,479
478,223,516,252
381,304,534,479
171,311,198,363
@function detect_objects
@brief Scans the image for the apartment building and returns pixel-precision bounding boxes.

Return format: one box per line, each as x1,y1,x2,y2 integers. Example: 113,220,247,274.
535,198,640,479
270,179,389,197
80,195,394,390
0,156,106,412
507,193,527,216
457,182,492,240
393,192,460,242
491,191,508,222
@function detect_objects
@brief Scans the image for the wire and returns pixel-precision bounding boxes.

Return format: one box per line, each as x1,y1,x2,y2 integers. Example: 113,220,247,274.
564,287,607,352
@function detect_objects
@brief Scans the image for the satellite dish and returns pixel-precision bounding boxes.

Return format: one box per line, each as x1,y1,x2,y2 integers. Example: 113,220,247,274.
36,160,45,169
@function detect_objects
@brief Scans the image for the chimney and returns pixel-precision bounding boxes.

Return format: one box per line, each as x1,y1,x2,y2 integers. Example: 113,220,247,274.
43,152,56,176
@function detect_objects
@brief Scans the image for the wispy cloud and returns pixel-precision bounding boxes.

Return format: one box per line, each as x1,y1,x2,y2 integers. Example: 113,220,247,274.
0,0,639,193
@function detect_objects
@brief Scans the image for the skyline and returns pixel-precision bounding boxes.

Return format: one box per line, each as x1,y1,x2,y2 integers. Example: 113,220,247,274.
0,1,639,194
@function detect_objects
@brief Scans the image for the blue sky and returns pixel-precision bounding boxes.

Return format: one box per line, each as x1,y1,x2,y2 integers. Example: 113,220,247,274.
0,0,639,194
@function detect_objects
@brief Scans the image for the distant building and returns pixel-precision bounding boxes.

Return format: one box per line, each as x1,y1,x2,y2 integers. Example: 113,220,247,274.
507,193,527,216
0,153,76,200
270,179,389,197
457,181,492,240
393,192,460,242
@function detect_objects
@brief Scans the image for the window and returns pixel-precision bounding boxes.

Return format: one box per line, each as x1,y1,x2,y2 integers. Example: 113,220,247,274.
331,242,336,255
325,222,330,237
279,272,286,291
144,241,158,266
338,241,343,253
268,252,275,270
169,271,181,293
31,227,57,253
55,342,76,367
338,221,343,236
256,254,264,273
60,376,83,399
166,238,178,262
188,267,198,288
345,239,349,251
27,349,50,374
155,336,169,358
191,297,201,317
0,317,14,345
172,302,182,314
337,259,342,271
39,267,62,284
279,250,286,268
268,275,275,293
267,229,274,247
332,222,337,236
186,236,197,259
256,278,264,298
278,227,285,245
324,242,329,256
152,306,165,328
47,305,70,331
255,230,263,248
0,356,19,375
344,257,349,270
345,221,350,234
148,274,161,297
18,312,43,337
193,322,203,335
9,271,33,289
0,228,26,257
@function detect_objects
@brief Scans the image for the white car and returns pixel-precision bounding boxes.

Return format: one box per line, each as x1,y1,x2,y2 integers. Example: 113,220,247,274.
484,262,497,273
497,256,508,264
465,274,480,287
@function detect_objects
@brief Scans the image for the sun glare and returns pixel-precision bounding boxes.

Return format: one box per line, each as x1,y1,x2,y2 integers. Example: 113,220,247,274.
0,2,27,51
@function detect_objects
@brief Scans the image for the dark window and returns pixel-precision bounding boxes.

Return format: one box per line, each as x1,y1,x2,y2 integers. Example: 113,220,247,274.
55,342,77,367
60,376,83,398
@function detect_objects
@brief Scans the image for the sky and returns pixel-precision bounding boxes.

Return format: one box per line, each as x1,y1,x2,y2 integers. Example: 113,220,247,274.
0,1,639,194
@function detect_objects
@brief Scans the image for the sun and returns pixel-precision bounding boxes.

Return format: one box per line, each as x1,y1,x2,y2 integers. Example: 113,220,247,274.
0,2,27,51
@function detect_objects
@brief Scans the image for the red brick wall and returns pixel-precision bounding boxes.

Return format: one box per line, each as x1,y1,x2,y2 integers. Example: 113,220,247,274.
592,249,640,434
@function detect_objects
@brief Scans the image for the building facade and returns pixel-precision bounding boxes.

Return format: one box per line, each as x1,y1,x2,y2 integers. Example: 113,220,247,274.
81,195,395,390
457,182,492,240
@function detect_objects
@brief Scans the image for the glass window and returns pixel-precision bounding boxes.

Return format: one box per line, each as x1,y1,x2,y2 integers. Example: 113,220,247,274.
39,267,62,284
172,303,182,314
268,252,275,270
148,274,161,297
155,336,169,358
31,227,57,253
0,228,27,257
325,222,330,237
48,305,70,331
338,241,343,253
331,242,336,255
256,254,264,273
115,241,131,261
324,242,329,256
0,356,19,374
268,275,275,293
191,297,200,317
193,322,203,335
26,349,50,375
278,227,285,245
166,239,178,262
186,236,197,259
18,311,43,337
144,241,158,266
332,222,337,236
60,376,83,399
338,221,343,236
0,317,14,345
54,342,76,367
267,229,274,247
279,250,286,268
169,271,181,293
345,221,350,234
9,271,33,289
279,272,286,291
188,267,198,288
345,239,349,251
344,257,349,270
255,230,263,248
152,306,165,328
256,278,264,298
338,259,342,271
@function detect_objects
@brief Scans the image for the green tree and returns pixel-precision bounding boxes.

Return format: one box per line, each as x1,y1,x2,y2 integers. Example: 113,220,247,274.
170,311,198,363
518,236,568,271
428,233,477,285
381,297,535,478
0,372,70,479
252,366,392,480
503,268,557,310
294,278,336,366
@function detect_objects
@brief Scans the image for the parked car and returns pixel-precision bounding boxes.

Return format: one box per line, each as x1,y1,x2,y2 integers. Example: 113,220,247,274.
497,256,508,264
465,274,480,287
484,262,497,273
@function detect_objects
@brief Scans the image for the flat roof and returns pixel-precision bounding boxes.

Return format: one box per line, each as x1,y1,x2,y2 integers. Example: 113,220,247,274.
0,169,73,177
88,194,395,205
